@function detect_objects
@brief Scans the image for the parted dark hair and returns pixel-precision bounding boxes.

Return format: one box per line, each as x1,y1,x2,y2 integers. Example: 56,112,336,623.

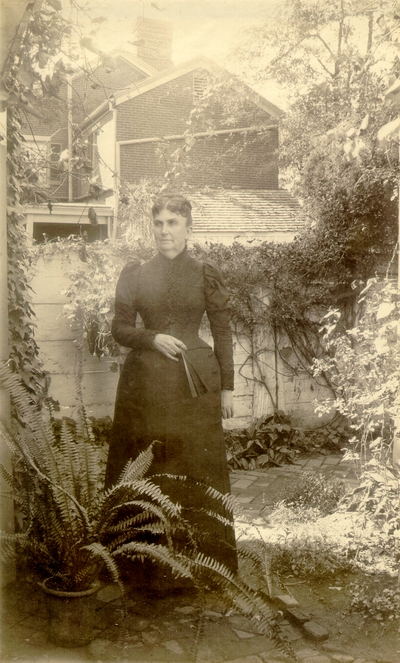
151,194,193,227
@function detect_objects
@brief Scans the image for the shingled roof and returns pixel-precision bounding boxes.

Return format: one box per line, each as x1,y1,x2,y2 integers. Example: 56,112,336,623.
189,189,303,237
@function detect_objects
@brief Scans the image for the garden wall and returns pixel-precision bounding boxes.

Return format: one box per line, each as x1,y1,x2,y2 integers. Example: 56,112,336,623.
30,256,332,429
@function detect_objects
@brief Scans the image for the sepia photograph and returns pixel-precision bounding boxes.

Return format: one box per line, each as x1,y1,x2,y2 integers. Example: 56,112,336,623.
0,1,399,662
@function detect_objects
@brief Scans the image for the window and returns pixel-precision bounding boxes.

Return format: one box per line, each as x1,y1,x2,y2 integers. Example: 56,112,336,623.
193,72,208,101
23,137,49,187
23,137,63,186
49,143,62,183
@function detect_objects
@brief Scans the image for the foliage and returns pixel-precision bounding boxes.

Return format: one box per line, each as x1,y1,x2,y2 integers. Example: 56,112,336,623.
313,277,400,462
0,361,191,593
350,577,400,623
36,227,392,420
231,0,399,283
6,107,47,398
273,471,346,517
342,458,400,536
240,532,353,583
268,536,354,579
301,135,398,277
0,362,294,657
35,235,154,359
225,412,301,470
233,0,400,169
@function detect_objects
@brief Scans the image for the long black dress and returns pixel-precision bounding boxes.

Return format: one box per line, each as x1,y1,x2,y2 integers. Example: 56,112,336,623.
105,247,237,571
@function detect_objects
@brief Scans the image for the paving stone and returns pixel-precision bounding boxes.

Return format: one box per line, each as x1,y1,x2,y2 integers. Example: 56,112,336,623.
140,631,158,645
294,648,321,659
164,639,185,654
301,657,331,663
331,656,355,663
285,607,310,624
129,617,150,631
322,643,351,653
196,643,226,663
123,633,141,643
235,495,255,503
304,459,325,468
224,656,263,663
232,479,258,489
88,638,116,659
321,456,342,465
302,621,329,641
232,629,256,639
174,605,196,614
228,615,259,633
204,609,223,620
279,623,303,642
274,594,300,609
97,583,123,603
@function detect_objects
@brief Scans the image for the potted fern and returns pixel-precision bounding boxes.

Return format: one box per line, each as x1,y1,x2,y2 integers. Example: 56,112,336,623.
0,362,195,647
0,362,293,657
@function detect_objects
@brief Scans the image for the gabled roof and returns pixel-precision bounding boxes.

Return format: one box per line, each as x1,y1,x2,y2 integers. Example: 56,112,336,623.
107,50,158,77
189,189,303,235
81,55,284,131
113,56,283,118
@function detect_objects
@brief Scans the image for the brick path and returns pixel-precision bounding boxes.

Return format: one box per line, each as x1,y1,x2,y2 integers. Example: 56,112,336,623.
1,454,381,663
230,454,358,524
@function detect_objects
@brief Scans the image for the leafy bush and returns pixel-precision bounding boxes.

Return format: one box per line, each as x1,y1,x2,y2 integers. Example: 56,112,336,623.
267,536,353,579
342,458,400,536
273,471,346,517
239,533,353,584
225,412,301,470
350,578,400,623
313,277,400,463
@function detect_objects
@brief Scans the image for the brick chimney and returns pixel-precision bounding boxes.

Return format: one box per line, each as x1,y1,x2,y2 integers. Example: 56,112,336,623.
132,18,173,71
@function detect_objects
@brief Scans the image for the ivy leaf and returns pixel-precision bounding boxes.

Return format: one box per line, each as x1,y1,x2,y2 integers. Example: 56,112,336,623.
376,302,395,320
38,51,49,69
359,114,369,132
17,67,36,88
377,117,400,146
47,0,63,9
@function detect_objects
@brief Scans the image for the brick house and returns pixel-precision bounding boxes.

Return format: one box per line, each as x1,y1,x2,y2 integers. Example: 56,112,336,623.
23,18,303,243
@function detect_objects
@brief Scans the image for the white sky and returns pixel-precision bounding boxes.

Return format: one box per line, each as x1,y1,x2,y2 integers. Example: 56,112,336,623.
80,0,285,106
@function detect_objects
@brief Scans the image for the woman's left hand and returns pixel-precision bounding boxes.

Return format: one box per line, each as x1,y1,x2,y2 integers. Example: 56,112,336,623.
221,390,234,419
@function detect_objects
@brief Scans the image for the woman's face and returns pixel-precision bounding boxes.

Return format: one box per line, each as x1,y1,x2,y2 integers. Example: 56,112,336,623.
153,208,192,258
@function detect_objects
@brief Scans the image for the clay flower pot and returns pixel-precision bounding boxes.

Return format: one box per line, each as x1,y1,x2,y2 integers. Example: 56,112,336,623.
40,579,101,647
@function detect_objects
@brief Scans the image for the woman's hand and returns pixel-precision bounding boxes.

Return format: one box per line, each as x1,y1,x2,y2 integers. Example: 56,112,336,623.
153,334,187,361
221,390,234,419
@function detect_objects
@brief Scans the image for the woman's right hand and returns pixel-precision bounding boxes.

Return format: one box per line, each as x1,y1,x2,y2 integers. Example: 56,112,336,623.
153,334,187,361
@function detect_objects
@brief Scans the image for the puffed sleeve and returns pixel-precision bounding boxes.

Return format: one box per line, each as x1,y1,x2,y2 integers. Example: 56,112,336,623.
111,261,158,349
204,262,234,391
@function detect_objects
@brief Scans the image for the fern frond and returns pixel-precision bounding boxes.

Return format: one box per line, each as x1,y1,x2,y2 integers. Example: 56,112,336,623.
83,542,123,593
74,436,99,508
190,553,294,658
187,507,236,530
113,542,193,580
237,545,266,576
118,444,154,484
151,473,237,513
104,502,167,534
0,463,18,492
125,479,181,517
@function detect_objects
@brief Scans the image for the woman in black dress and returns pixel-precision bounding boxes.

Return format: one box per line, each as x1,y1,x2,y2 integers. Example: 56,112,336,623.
105,194,237,573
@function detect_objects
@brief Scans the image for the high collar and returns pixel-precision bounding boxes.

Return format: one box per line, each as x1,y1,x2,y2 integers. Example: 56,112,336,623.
156,244,188,266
